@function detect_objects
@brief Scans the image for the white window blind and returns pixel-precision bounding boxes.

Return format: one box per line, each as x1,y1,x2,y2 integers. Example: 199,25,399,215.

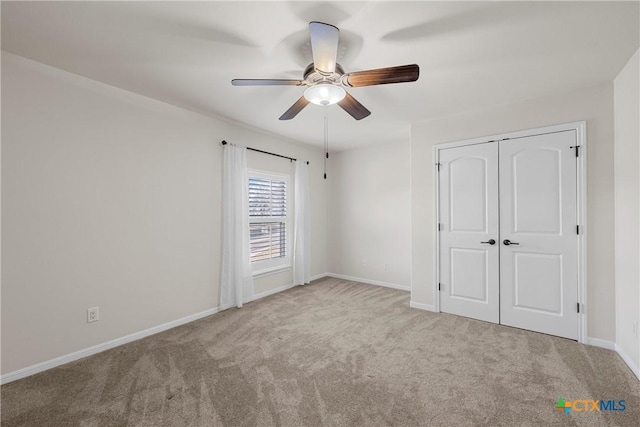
248,174,289,265
249,222,285,262
249,177,286,218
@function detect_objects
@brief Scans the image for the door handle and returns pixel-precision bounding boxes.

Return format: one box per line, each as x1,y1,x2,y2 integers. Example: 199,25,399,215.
503,239,520,246
481,239,496,245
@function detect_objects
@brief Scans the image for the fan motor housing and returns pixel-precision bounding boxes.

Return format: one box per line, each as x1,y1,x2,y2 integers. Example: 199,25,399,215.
304,63,345,83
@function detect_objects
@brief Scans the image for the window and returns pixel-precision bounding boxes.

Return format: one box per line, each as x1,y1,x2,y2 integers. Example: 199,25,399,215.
248,170,291,274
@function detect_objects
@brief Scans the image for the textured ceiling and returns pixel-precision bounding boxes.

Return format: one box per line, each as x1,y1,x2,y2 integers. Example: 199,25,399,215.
2,1,638,150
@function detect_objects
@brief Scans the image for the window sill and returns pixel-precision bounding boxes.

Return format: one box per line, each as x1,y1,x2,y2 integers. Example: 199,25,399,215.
253,265,292,279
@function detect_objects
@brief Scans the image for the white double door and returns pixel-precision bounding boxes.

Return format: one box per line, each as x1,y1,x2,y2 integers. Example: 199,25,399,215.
438,131,579,339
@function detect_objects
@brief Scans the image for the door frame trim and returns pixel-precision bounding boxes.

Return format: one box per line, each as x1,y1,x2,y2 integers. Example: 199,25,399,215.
433,121,588,343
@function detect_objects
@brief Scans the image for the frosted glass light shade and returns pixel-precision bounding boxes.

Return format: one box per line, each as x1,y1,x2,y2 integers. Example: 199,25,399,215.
303,84,346,106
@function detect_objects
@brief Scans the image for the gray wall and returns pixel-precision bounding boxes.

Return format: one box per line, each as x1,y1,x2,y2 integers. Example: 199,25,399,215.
327,142,411,288
1,52,327,375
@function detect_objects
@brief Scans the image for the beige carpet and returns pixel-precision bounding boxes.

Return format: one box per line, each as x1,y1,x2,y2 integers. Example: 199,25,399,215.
2,277,639,426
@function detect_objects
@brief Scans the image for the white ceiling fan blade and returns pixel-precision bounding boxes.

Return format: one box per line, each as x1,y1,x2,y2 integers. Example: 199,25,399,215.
231,79,304,86
309,21,339,74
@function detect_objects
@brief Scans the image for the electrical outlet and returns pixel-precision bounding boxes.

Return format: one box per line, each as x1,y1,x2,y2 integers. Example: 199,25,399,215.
87,307,99,323
362,258,367,266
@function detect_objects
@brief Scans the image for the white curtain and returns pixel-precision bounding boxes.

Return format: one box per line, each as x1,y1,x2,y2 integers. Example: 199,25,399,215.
293,160,311,285
220,143,254,309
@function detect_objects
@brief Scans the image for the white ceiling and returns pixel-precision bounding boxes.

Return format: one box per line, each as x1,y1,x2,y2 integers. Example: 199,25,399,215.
2,1,638,151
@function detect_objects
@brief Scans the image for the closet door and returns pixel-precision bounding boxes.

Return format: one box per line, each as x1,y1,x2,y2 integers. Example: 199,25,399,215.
499,131,578,339
439,142,500,323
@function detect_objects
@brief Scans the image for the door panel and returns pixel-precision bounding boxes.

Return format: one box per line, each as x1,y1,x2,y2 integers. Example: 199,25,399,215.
439,142,499,323
512,148,562,234
450,248,488,302
449,157,488,232
499,131,578,339
513,252,562,314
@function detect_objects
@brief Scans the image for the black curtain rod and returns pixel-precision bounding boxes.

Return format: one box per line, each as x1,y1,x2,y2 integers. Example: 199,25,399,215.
221,140,309,164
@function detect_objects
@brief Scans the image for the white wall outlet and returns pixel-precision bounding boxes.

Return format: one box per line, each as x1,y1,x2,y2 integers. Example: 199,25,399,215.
87,307,99,323
361,258,367,266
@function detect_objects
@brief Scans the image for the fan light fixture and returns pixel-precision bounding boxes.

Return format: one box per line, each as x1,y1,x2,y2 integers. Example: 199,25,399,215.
304,84,346,106
231,21,420,120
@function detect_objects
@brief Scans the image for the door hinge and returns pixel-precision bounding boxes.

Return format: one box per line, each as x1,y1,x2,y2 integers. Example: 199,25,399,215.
435,162,441,171
577,302,581,313
576,225,580,235
570,145,580,157
438,223,443,231
438,283,441,291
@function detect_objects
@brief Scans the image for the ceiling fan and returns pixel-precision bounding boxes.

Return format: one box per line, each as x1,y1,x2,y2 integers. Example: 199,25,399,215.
231,22,420,121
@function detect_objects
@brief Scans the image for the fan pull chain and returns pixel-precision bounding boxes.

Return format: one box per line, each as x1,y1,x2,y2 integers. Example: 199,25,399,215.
323,111,328,180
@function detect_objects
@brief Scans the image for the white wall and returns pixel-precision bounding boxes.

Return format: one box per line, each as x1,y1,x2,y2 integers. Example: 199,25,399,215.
327,142,411,288
1,52,326,375
614,49,640,374
411,83,616,342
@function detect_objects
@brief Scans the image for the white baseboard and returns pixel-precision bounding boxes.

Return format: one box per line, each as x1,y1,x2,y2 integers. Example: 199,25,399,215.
586,338,639,381
615,343,640,381
409,300,436,312
310,272,329,282
249,283,294,302
250,274,330,302
0,306,220,385
1,277,312,385
7,278,637,386
586,337,616,350
326,273,410,292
